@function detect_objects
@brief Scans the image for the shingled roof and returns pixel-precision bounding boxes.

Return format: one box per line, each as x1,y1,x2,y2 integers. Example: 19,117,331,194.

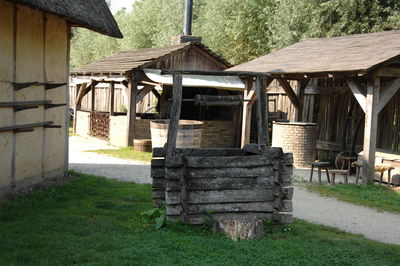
71,42,232,75
6,0,122,38
230,30,400,76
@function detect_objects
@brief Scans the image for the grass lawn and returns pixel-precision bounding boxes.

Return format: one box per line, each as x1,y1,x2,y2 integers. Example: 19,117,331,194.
1,172,400,265
307,183,400,214
87,147,152,163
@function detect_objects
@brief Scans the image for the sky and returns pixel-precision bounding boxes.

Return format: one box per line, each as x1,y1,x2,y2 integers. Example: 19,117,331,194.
109,0,135,13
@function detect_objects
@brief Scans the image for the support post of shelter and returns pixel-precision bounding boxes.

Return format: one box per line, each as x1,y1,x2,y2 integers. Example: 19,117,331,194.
241,79,256,147
166,74,183,157
256,76,268,146
361,77,380,184
109,81,115,116
90,83,95,112
126,74,138,146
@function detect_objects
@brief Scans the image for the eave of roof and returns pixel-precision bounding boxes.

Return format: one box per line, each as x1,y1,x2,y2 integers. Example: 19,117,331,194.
6,0,122,38
230,30,400,78
71,42,232,76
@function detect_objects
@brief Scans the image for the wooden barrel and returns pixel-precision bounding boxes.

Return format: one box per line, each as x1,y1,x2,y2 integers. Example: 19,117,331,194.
150,120,203,149
134,139,152,152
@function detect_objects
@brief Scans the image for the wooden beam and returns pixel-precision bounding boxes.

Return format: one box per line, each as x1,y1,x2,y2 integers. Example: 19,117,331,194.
256,76,268,146
161,69,271,78
90,82,95,112
277,79,299,108
372,67,400,77
346,78,366,113
166,74,183,158
152,88,161,99
295,79,309,121
109,82,115,116
126,76,138,146
241,84,256,147
361,77,381,184
377,78,400,113
136,85,154,103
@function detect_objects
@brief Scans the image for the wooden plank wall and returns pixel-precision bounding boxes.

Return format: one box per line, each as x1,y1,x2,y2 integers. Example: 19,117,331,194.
69,84,158,114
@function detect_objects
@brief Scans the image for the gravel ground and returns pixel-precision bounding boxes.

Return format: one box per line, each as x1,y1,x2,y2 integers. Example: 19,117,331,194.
69,136,400,245
69,136,151,184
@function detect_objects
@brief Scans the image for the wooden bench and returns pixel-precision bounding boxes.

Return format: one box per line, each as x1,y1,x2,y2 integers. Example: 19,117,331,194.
329,169,349,185
352,161,395,186
309,162,330,184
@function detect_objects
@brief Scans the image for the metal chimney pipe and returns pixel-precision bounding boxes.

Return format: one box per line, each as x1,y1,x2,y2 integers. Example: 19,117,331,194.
183,0,193,35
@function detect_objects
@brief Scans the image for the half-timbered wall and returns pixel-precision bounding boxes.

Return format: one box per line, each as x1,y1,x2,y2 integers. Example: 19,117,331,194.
0,1,69,196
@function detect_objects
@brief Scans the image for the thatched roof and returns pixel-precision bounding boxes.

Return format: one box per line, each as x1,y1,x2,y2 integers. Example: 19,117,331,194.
71,42,232,75
230,30,400,77
6,0,122,38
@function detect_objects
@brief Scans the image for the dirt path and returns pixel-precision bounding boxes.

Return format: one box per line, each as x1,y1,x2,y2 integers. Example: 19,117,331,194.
69,136,151,184
293,185,400,245
69,138,400,245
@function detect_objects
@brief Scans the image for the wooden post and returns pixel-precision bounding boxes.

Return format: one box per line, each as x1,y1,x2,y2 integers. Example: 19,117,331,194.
109,81,115,116
90,82,95,112
73,84,82,133
166,74,183,158
241,79,255,147
361,77,380,184
126,74,138,146
255,76,268,146
295,80,306,122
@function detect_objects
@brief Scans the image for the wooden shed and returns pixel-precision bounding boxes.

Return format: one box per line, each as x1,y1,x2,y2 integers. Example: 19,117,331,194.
0,0,121,197
70,39,245,149
230,30,400,184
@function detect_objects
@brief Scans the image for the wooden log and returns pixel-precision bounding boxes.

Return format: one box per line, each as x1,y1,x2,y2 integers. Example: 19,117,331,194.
273,200,293,212
0,100,51,107
152,190,165,199
152,177,165,189
256,76,269,145
151,167,165,178
160,69,272,78
184,155,272,168
184,166,274,179
166,177,274,191
167,202,274,216
273,212,293,224
151,159,165,167
213,219,264,241
0,121,53,132
167,212,273,225
165,74,183,158
153,147,248,158
165,189,274,205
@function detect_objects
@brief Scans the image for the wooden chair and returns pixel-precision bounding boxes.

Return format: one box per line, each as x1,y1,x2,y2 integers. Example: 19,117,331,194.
309,162,330,184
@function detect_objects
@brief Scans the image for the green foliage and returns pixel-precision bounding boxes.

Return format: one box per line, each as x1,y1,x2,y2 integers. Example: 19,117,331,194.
307,183,400,213
141,207,166,229
70,0,400,68
1,171,400,265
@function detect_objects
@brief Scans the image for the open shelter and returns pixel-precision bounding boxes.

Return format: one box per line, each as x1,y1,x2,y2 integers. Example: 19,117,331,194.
230,30,400,184
70,40,246,148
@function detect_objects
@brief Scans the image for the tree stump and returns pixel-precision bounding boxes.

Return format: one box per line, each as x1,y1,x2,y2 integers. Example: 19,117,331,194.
213,219,264,241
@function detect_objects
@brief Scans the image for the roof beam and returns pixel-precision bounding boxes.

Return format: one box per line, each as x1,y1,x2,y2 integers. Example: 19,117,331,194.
377,78,400,113
136,85,154,103
277,79,299,108
372,67,400,78
346,79,366,113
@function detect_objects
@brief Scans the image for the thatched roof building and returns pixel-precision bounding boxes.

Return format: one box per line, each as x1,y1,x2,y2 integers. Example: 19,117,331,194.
5,0,122,38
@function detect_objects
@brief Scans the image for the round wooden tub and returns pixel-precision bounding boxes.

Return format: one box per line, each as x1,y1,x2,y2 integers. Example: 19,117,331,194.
150,120,203,149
